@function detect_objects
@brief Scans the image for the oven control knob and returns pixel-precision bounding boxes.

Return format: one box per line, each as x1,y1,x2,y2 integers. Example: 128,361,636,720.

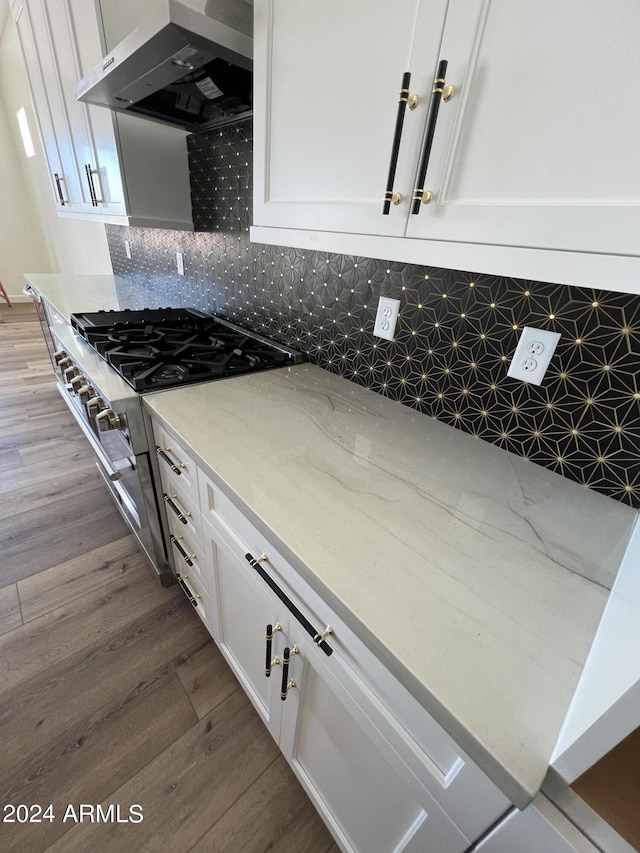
57,357,73,372
63,364,80,382
53,350,68,365
96,408,124,431
69,374,86,393
87,396,105,417
76,384,93,404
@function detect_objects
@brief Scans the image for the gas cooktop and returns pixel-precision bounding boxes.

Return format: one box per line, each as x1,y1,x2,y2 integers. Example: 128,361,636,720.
70,308,302,391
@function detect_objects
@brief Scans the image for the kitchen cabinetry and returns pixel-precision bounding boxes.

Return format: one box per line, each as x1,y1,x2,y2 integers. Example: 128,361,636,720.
13,0,85,215
475,795,599,853
253,0,448,237
253,0,640,293
12,0,193,229
153,421,215,630
149,415,510,852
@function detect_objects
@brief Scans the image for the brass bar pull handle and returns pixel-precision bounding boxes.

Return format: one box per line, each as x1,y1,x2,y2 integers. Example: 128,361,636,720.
265,623,282,677
156,445,184,475
383,71,415,215
54,173,67,206
163,492,190,524
411,59,453,215
84,164,103,206
280,646,299,700
176,573,200,608
245,552,333,657
314,626,334,646
170,534,194,567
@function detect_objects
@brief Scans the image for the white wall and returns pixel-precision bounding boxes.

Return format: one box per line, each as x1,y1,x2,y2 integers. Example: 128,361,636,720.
0,6,111,300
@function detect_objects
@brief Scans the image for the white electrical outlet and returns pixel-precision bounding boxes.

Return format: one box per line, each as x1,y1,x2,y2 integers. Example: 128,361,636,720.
373,297,400,341
507,326,561,385
124,239,131,259
176,252,185,275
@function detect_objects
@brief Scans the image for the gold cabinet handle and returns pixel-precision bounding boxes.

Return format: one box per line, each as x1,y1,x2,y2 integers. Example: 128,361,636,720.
265,623,282,676
280,646,299,700
411,59,454,216
156,445,186,474
176,573,201,608
383,70,416,215
163,492,192,524
314,626,334,645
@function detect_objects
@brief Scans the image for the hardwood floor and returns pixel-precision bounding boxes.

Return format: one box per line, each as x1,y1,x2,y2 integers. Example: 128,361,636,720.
0,304,338,853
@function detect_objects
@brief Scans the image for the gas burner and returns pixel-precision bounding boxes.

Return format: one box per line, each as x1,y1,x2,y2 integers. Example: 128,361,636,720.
141,363,190,387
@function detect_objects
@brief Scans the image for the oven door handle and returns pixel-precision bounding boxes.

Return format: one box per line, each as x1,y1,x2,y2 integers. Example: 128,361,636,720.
55,384,121,481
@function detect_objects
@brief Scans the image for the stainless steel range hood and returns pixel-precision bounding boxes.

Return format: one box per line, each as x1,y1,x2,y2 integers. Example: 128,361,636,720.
75,0,253,133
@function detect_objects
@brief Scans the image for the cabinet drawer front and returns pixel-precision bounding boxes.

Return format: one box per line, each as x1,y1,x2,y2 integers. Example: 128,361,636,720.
167,516,208,594
174,556,213,632
199,469,254,535
153,423,199,504
161,485,202,549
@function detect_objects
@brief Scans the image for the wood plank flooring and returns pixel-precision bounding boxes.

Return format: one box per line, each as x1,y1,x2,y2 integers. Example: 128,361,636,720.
0,304,337,853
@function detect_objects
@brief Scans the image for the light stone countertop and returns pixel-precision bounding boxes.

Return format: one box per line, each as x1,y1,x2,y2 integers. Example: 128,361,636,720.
144,364,638,808
23,272,159,317
23,272,639,807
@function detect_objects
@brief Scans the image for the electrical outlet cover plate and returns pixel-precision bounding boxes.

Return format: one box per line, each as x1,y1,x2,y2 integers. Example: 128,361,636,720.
507,326,561,385
374,297,400,341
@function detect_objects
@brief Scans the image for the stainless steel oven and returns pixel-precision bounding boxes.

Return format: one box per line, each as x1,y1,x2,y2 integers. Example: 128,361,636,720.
24,284,170,581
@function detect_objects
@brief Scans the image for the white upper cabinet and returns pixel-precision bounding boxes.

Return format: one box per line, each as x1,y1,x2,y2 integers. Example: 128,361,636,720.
405,0,640,257
14,0,86,213
253,0,449,236
13,0,193,229
254,0,640,293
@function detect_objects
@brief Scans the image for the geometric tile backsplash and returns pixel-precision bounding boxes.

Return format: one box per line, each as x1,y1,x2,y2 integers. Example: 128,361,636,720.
107,118,640,509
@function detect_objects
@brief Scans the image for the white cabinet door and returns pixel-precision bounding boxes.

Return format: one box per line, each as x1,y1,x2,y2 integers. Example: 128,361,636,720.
405,0,640,256
13,0,192,228
279,622,469,853
202,507,469,852
253,0,449,236
204,517,285,743
475,795,600,853
195,463,513,851
47,0,127,216
14,0,85,212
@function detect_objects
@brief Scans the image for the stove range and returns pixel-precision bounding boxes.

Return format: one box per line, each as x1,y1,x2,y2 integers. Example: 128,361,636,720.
30,303,303,585
70,308,303,391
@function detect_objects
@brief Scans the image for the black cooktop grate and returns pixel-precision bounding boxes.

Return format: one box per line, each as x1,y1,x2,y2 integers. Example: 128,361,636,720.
70,308,301,391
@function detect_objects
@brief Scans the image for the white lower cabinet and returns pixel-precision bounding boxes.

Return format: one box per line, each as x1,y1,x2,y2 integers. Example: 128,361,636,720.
279,625,470,853
205,520,284,742
152,415,511,851
475,795,599,853
203,512,469,852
